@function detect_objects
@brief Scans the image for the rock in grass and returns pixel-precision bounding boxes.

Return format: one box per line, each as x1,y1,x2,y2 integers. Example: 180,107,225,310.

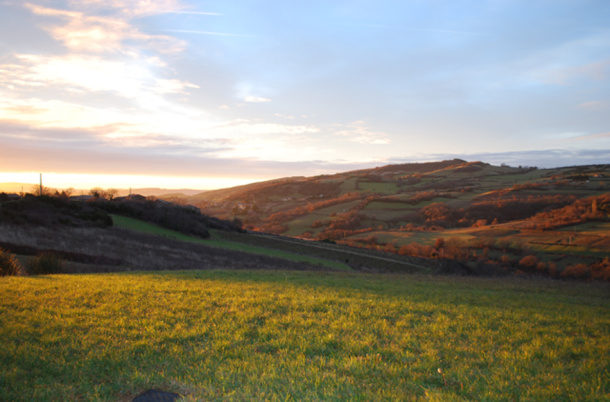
132,389,181,401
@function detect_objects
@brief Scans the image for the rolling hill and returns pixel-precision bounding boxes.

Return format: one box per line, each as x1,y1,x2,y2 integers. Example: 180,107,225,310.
185,159,609,279
2,159,608,280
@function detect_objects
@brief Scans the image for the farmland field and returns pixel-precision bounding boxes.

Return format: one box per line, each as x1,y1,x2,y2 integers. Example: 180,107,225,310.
1,270,608,400
358,181,399,194
111,215,351,271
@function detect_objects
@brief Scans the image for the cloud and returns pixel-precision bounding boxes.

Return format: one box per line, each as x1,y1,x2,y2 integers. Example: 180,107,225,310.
67,0,183,17
25,3,184,54
235,82,273,104
244,96,272,103
571,132,610,141
8,54,196,98
212,119,318,137
166,11,223,16
0,119,233,174
163,29,246,37
333,121,390,144
534,60,610,86
0,119,356,180
349,23,482,36
577,100,609,110
396,149,610,169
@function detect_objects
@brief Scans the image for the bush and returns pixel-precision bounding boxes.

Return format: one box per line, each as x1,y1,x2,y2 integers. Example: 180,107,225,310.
560,264,591,280
28,252,64,275
0,248,22,276
519,255,540,270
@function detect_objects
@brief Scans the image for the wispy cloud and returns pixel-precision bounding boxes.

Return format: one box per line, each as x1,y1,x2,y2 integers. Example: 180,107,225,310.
333,121,390,145
0,119,233,173
0,119,335,179
398,149,610,169
2,53,197,103
212,119,318,137
25,3,184,54
532,59,610,86
346,22,483,36
167,11,223,16
163,29,248,37
67,0,183,17
244,96,271,103
571,132,610,141
577,101,607,109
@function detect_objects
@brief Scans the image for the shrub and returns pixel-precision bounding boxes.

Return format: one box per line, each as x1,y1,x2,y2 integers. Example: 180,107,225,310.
519,255,540,270
28,252,64,275
0,248,22,276
590,258,610,281
560,264,591,280
536,261,547,273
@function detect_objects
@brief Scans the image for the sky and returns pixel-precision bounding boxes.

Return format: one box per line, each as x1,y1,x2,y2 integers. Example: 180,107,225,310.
1,0,609,190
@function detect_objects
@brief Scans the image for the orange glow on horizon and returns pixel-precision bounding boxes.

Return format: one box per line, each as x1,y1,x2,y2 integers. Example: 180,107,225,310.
0,172,258,192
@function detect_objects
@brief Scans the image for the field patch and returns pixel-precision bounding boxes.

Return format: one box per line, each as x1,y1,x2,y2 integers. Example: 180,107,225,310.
1,271,608,400
111,215,351,271
357,181,399,194
558,221,610,235
364,201,415,210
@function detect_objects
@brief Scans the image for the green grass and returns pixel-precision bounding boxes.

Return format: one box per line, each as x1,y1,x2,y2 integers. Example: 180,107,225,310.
339,177,359,194
361,209,411,221
111,215,351,271
284,200,363,232
358,181,399,194
558,222,610,234
364,201,415,210
111,215,199,242
1,270,608,400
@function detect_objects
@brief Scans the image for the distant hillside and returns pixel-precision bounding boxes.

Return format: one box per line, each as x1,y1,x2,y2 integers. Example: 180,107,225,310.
0,194,241,238
191,159,610,280
2,159,608,280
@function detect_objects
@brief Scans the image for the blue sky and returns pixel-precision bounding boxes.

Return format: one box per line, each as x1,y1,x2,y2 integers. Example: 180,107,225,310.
1,0,609,190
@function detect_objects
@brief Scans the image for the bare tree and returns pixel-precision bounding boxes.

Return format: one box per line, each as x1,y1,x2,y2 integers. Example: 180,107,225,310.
89,187,107,199
30,184,54,196
106,188,118,200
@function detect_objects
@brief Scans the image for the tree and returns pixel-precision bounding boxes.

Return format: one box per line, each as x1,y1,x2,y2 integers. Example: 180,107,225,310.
106,188,118,200
444,237,466,260
89,187,107,199
434,237,445,250
30,184,54,197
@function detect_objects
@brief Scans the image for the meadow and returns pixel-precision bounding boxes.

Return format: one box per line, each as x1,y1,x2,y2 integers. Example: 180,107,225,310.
1,270,608,400
111,215,351,271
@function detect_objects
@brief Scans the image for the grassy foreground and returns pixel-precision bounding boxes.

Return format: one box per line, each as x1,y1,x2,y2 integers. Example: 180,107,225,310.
1,270,608,400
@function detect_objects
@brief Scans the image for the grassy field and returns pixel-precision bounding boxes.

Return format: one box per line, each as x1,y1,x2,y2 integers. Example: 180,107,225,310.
111,215,351,271
283,200,363,235
1,270,608,400
358,182,399,194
